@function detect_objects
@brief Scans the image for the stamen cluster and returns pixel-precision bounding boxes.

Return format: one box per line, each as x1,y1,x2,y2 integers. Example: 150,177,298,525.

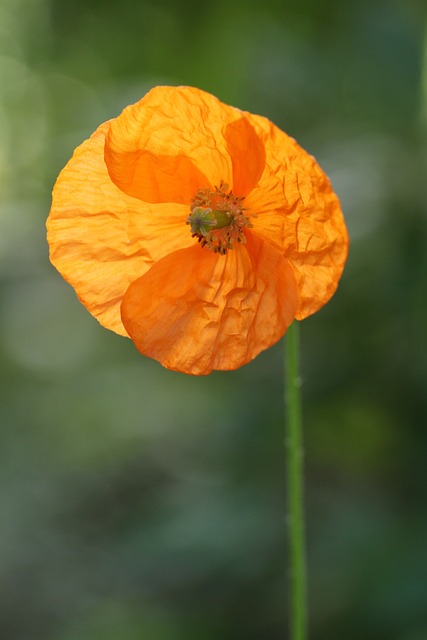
187,181,253,255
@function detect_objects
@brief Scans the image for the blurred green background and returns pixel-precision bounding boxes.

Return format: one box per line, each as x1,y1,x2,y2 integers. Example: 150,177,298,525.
1,0,427,638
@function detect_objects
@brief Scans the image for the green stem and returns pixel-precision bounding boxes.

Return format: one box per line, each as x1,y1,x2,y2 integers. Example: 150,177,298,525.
285,322,307,640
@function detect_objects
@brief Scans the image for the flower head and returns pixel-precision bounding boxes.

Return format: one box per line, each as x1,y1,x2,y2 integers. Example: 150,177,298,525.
47,86,348,375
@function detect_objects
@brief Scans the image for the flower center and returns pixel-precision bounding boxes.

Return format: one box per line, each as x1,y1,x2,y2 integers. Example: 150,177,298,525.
186,181,253,255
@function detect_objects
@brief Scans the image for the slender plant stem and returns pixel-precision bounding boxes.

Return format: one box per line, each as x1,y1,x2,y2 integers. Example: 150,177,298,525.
285,322,307,640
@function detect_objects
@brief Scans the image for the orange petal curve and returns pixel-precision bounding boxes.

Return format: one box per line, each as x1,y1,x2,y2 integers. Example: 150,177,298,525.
104,86,266,204
244,112,349,319
47,121,193,336
121,232,298,375
223,116,266,197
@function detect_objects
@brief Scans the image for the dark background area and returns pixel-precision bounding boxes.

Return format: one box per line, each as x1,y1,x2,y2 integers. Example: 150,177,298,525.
0,0,426,638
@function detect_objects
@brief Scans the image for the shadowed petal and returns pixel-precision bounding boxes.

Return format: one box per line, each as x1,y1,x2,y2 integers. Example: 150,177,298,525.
223,116,266,196
105,86,243,204
47,122,193,336
121,233,298,375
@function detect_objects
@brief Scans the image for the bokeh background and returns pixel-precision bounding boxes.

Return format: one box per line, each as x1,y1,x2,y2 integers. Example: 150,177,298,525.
1,0,427,638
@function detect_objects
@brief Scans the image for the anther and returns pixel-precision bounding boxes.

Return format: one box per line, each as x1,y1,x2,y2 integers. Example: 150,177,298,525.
186,182,253,255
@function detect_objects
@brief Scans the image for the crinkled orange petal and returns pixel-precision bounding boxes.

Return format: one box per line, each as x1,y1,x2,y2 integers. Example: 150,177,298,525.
47,122,193,336
104,86,266,204
244,112,349,319
121,232,298,375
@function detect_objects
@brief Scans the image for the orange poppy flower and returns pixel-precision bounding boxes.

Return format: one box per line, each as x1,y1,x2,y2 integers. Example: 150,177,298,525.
47,86,348,375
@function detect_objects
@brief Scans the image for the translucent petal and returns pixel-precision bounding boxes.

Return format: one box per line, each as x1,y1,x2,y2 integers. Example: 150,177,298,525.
245,112,349,319
47,122,192,336
223,116,265,196
121,233,298,375
104,86,266,204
